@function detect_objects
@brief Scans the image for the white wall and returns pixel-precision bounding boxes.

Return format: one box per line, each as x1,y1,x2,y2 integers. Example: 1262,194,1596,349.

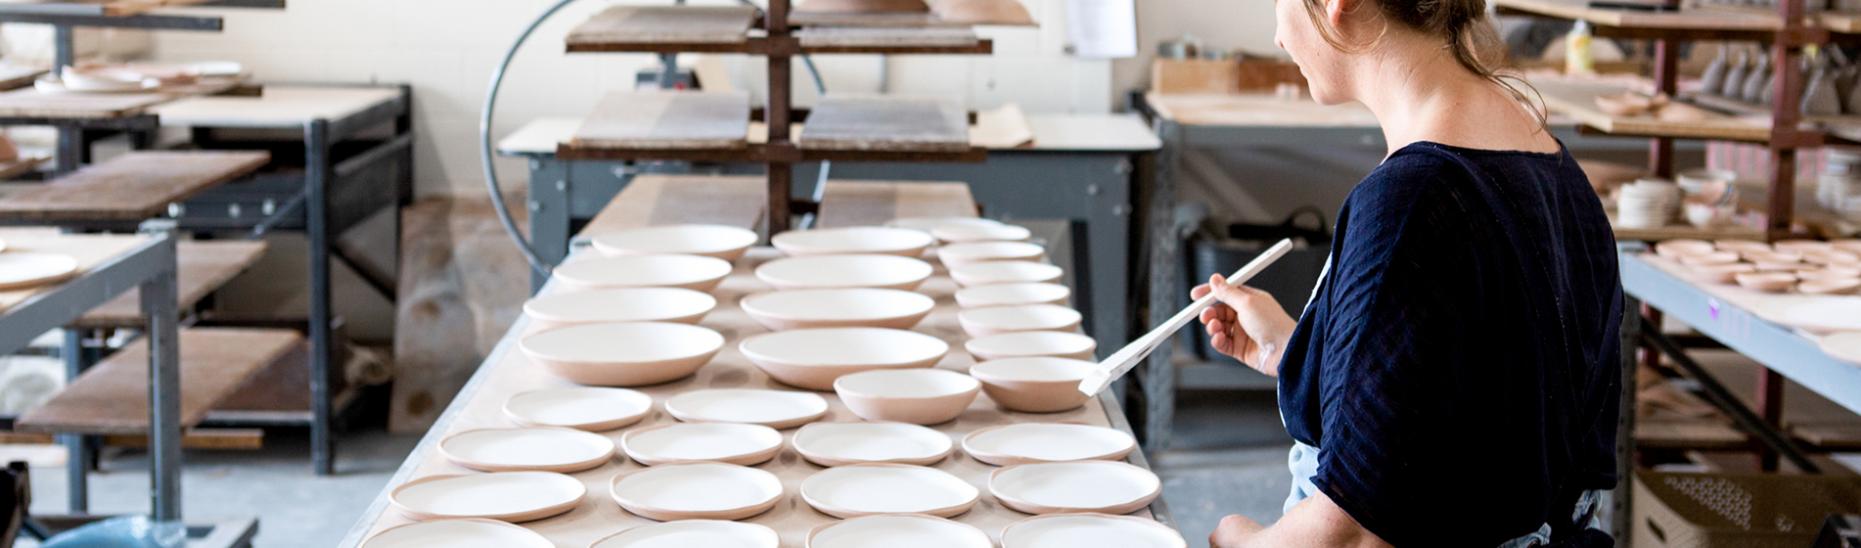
1110,0,1281,103
149,0,1111,197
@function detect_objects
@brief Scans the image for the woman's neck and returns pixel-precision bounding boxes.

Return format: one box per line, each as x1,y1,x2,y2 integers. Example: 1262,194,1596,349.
1345,35,1556,157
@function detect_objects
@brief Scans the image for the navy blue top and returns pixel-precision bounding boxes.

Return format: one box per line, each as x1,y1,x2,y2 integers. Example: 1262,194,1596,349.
1277,141,1623,546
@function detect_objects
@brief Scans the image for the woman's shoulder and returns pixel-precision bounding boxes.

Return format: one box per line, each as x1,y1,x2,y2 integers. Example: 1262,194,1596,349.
1342,145,1482,229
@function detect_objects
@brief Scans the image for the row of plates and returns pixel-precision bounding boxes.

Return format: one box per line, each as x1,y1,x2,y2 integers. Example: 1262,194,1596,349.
368,513,1184,548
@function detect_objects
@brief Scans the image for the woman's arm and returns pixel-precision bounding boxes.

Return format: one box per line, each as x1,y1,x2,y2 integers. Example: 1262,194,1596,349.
1209,490,1392,548
1191,273,1298,377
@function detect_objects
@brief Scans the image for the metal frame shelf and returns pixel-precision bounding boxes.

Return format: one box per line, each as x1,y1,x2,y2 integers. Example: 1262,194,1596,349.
566,35,994,55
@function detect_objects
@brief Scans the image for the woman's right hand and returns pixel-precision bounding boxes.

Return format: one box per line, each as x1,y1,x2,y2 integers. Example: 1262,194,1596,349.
1191,273,1297,377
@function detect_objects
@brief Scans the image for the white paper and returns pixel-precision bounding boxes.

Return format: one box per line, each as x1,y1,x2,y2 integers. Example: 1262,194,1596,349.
1064,0,1137,59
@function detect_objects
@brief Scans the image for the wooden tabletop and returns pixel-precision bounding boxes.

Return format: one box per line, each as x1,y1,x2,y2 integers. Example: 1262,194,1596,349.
500,113,1161,155
798,95,970,152
151,86,403,128
73,240,267,328
0,233,150,314
571,91,751,150
580,174,768,237
0,77,243,120
15,327,300,435
1145,92,1379,128
0,151,270,222
566,5,759,47
816,179,977,228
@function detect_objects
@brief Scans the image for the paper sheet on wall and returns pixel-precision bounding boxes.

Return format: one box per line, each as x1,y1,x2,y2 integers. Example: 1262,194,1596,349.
1063,0,1136,59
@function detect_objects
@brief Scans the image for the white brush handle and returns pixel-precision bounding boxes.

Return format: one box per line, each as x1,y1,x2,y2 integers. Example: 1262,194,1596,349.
1078,239,1295,395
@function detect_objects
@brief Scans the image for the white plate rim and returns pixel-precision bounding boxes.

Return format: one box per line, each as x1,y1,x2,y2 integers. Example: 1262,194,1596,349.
738,327,950,368
523,287,718,324
988,461,1161,515
502,387,653,431
964,331,1098,360
389,471,585,522
589,520,780,548
663,389,830,428
0,252,79,290
619,422,784,466
800,463,979,518
739,288,934,323
589,224,759,257
362,518,554,548
962,423,1137,466
953,282,1071,308
999,513,1188,548
608,462,784,520
791,421,955,466
519,321,724,364
438,427,616,473
754,255,934,290
805,514,992,548
771,227,935,255
553,254,733,288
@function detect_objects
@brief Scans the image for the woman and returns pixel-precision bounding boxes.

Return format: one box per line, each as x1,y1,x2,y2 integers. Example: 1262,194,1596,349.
1194,0,1623,544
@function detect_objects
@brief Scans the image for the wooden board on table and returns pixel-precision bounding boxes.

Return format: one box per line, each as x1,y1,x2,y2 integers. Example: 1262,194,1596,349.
15,328,301,435
0,151,269,222
924,0,1035,25
73,240,267,328
816,179,977,228
0,88,169,119
580,174,767,237
1529,75,1773,141
795,26,979,48
0,233,147,314
1607,212,1765,242
1636,419,1751,450
798,95,969,152
1493,0,1783,31
1145,92,1378,127
790,10,959,26
152,86,402,129
797,0,929,12
570,91,750,150
1152,59,1238,95
566,5,758,47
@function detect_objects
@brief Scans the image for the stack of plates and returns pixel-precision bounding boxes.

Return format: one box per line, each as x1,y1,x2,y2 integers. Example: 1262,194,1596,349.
1617,179,1681,228
589,224,758,261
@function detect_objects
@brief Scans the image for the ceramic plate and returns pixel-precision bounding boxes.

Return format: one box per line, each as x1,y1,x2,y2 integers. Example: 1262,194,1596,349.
1001,514,1187,548
609,462,783,521
1653,239,1714,259
1770,299,1861,332
754,255,933,291
887,216,1002,233
553,255,733,292
932,222,1032,243
792,422,954,466
523,287,716,332
990,461,1160,515
439,427,615,472
0,252,79,290
938,241,1045,267
589,224,759,260
363,519,552,548
801,464,979,518
772,227,936,257
390,471,585,522
965,331,1098,361
834,369,980,425
957,304,1083,337
520,322,723,386
1820,332,1861,365
591,520,779,548
740,288,934,330
664,389,829,429
953,282,1071,308
969,357,1098,413
963,423,1137,466
949,260,1062,287
807,515,991,548
503,387,653,431
739,327,949,390
621,422,783,466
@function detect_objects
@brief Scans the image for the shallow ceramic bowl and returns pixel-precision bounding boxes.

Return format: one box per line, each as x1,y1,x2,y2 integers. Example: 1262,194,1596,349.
886,216,1003,233
1678,251,1741,267
363,518,553,548
1735,272,1797,293
834,369,980,425
957,304,1083,337
390,471,585,522
966,331,1098,361
1800,278,1861,295
807,515,991,548
520,322,723,386
1654,239,1715,259
799,464,980,518
932,222,1032,243
1715,239,1771,254
663,389,829,429
1774,239,1835,254
1806,250,1861,266
609,463,784,521
962,423,1137,466
1000,513,1188,548
1684,263,1755,285
772,227,935,257
620,422,784,466
937,241,1046,267
589,224,759,261
791,422,954,466
590,521,779,548
740,288,933,331
1742,250,1804,264
969,357,1097,413
740,328,948,390
953,282,1071,308
755,255,934,291
988,461,1161,515
552,254,733,292
1797,268,1861,282
502,387,653,431
438,427,615,473
1834,239,1861,254
522,287,716,334
948,260,1063,287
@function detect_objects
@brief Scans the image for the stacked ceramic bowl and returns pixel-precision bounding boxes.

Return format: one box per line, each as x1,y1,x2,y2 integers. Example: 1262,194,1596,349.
1616,179,1683,229
1676,168,1738,229
1657,238,1861,295
1821,148,1861,221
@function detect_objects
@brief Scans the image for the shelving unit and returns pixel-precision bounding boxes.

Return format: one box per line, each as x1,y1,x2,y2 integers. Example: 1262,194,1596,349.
555,0,994,234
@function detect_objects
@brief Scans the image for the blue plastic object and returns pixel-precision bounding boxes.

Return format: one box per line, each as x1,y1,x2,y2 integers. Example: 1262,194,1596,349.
42,516,184,548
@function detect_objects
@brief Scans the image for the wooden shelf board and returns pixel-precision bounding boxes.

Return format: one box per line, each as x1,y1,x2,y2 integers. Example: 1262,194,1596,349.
1495,0,1785,38
580,174,767,238
790,10,965,27
1531,76,1774,142
73,240,267,328
816,179,977,228
798,95,970,152
15,328,302,435
570,90,750,150
1608,213,1766,241
0,150,269,222
565,5,758,50
557,140,988,163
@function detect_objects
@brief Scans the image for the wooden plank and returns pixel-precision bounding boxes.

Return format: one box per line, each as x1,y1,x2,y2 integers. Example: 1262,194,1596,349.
570,90,750,150
566,5,757,48
1152,59,1239,95
1493,0,1783,32
579,174,767,237
1792,422,1861,451
0,87,168,119
0,233,147,314
1530,75,1774,142
0,155,48,180
0,150,268,222
790,10,959,27
15,328,301,435
1636,419,1751,450
0,65,46,91
923,0,1035,25
816,179,977,228
1144,92,1379,128
795,26,978,48
152,86,402,129
797,0,929,12
1608,211,1765,241
798,95,969,152
0,428,263,449
73,240,267,328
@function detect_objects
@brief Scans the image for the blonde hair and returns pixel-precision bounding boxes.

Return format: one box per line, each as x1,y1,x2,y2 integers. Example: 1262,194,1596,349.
1301,0,1548,128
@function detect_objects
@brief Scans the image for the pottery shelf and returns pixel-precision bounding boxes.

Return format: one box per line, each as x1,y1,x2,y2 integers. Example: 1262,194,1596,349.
0,0,283,18
15,328,301,436
558,93,985,163
1608,214,1767,241
1493,0,1857,40
565,5,992,54
73,240,268,329
0,428,264,449
0,150,270,223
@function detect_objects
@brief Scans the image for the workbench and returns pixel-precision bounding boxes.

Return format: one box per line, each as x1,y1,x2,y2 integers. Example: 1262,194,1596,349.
338,180,1172,547
496,112,1159,362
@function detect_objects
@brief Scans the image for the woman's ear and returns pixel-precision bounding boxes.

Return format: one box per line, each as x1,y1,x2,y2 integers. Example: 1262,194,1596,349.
1327,0,1350,29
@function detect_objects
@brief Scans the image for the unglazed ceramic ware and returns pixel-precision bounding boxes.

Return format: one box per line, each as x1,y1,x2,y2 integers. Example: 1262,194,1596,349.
1774,299,1861,332
886,216,1002,233
438,427,615,472
931,222,1032,243
806,514,991,548
1735,272,1797,293
965,331,1098,361
589,224,759,260
503,387,653,431
0,252,78,290
1716,239,1771,254
936,241,1046,267
755,255,934,291
1001,513,1189,548
609,463,784,521
962,423,1137,466
1820,332,1861,365
589,520,779,548
1774,239,1835,254
522,287,716,333
362,519,553,548
833,369,980,425
740,289,933,330
1800,278,1861,295
953,282,1070,308
663,389,829,428
1684,263,1755,285
957,304,1083,337
989,461,1161,515
520,322,723,386
553,254,733,292
390,471,585,522
620,422,784,466
1678,251,1740,267
1653,239,1715,258
800,464,979,518
969,357,1098,413
739,327,949,390
771,227,936,257
948,260,1062,287
791,422,954,466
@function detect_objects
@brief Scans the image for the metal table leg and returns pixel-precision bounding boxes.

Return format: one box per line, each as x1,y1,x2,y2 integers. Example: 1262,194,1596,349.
57,329,95,514
527,159,572,293
305,120,335,475
137,236,181,522
1613,294,1640,544
1138,121,1184,451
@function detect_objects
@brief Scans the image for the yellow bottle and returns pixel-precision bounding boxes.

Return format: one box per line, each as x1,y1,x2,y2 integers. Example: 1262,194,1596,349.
1566,21,1595,76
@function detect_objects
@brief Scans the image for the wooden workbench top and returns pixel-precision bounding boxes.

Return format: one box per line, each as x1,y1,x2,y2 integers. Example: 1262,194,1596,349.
1144,92,1380,128
0,151,270,222
152,86,403,128
499,113,1160,156
0,232,150,314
